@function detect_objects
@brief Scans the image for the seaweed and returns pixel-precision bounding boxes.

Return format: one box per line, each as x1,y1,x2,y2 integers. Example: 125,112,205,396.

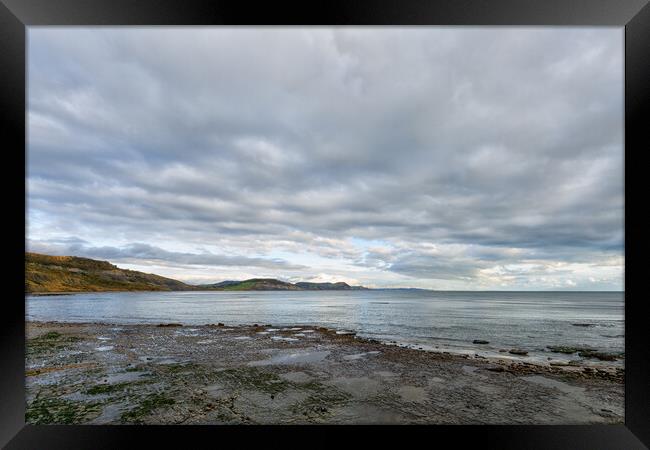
289,382,352,419
84,382,132,395
213,367,290,395
119,392,176,423
26,395,102,424
26,331,82,356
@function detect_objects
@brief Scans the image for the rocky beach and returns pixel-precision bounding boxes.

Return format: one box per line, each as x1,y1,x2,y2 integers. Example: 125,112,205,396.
26,321,624,425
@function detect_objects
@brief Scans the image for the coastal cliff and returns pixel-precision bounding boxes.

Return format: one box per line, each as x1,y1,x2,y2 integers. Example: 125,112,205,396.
25,252,367,293
25,252,195,293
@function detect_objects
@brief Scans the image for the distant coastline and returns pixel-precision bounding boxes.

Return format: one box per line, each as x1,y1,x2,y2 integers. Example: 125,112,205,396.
24,252,623,295
25,252,367,294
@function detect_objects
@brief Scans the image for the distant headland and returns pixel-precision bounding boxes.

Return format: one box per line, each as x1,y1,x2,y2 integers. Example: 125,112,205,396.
25,252,367,293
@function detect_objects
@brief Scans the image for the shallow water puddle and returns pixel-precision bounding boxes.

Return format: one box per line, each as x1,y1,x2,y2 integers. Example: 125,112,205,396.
27,370,69,386
97,336,112,341
428,376,445,384
462,365,479,375
95,346,114,352
259,348,282,354
63,391,110,402
248,350,331,366
343,351,380,361
233,336,252,340
279,371,314,383
99,370,149,384
398,385,428,403
523,375,585,396
175,330,199,337
156,358,186,365
235,388,310,413
331,404,407,424
522,375,595,422
271,336,300,342
139,355,185,365
90,401,131,424
205,383,229,399
327,377,380,398
374,371,397,378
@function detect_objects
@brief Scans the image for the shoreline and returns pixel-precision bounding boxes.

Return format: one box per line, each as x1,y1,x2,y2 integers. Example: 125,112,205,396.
26,321,623,424
25,319,624,373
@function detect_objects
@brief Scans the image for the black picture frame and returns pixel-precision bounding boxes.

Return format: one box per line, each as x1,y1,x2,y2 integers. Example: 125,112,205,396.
2,0,648,448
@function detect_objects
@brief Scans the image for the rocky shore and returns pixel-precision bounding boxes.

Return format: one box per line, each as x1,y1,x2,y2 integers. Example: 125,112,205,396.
25,321,624,425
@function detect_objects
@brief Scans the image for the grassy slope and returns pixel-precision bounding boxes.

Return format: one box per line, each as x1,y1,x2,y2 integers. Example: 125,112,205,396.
26,253,367,293
216,279,300,291
198,279,364,291
25,253,195,293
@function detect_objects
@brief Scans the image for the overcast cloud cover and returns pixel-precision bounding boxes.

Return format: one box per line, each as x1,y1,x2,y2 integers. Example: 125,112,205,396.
27,27,624,290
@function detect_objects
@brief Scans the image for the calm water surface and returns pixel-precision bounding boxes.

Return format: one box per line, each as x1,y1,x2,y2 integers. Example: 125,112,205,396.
26,290,624,362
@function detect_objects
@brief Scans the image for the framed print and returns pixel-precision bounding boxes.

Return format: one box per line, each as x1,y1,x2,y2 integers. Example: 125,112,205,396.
1,0,648,448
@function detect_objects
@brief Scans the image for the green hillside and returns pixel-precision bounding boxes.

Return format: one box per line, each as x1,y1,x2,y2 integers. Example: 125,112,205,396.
25,252,368,293
25,252,195,293
198,279,366,291
199,278,302,291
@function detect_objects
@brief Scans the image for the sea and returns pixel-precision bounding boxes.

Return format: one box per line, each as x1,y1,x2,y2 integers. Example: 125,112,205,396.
26,290,624,364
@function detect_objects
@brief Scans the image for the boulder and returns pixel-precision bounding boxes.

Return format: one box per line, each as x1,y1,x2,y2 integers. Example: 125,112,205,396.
335,330,356,336
508,348,528,356
578,350,618,361
547,345,593,354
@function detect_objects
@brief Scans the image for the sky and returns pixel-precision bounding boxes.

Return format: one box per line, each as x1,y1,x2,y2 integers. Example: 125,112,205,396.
27,27,624,290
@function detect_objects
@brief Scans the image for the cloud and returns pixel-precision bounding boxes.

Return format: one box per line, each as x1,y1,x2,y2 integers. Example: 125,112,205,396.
26,28,624,289
27,239,307,271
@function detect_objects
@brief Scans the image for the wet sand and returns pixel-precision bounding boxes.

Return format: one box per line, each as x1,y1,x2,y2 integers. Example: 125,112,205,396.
25,321,624,425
